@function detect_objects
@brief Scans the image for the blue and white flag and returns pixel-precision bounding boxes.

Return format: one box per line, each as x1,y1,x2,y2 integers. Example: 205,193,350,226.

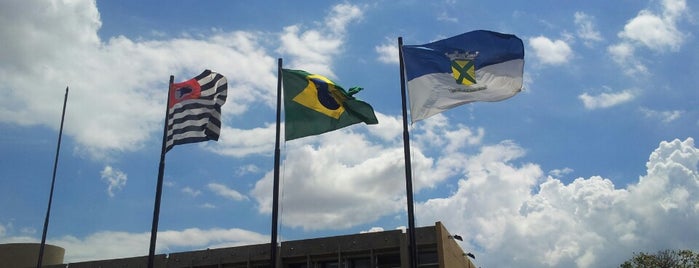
402,30,524,122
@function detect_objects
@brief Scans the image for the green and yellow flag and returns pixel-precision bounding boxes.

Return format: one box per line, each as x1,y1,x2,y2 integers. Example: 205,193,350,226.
282,69,378,141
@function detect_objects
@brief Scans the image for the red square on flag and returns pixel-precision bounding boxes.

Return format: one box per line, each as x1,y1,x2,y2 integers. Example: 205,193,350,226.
169,78,202,108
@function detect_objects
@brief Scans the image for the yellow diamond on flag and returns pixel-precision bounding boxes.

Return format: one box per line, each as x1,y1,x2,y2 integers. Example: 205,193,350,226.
451,59,477,85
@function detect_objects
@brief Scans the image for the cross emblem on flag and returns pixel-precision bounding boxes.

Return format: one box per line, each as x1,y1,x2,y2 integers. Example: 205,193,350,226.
450,59,477,85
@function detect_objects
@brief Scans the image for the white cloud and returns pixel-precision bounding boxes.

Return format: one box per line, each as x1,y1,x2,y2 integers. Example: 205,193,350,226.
416,137,699,267
100,166,127,197
200,203,216,209
2,127,698,268
375,39,399,64
248,113,486,231
360,227,385,233
207,125,276,158
609,0,688,75
367,112,403,142
640,107,683,123
325,4,364,35
181,187,201,197
235,164,261,176
277,4,364,77
662,0,688,20
618,10,683,51
250,113,458,230
578,90,635,110
528,36,573,65
208,183,248,201
0,1,279,160
437,11,458,23
49,228,266,263
0,1,363,161
574,12,603,46
607,42,648,75
549,167,574,178
251,132,410,230
278,25,341,77
413,114,484,154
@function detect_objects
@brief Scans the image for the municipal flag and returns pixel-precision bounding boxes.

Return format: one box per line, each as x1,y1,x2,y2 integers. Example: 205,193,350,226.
402,30,524,122
165,69,227,152
282,69,378,140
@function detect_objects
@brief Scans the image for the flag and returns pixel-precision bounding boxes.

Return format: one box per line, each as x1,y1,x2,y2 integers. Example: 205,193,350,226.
282,69,378,140
402,30,524,122
165,69,227,152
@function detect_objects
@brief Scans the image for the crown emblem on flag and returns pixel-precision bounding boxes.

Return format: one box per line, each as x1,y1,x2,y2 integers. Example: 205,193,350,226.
445,51,479,61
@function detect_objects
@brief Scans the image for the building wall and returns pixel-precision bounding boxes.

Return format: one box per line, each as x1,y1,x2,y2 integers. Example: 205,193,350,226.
435,222,476,268
37,222,476,268
0,243,65,268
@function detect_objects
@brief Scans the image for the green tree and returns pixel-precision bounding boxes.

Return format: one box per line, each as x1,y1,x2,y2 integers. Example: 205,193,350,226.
620,249,699,268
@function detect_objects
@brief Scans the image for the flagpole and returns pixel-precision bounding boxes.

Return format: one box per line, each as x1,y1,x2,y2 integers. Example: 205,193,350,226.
147,75,174,268
36,87,69,268
270,58,283,268
398,37,419,268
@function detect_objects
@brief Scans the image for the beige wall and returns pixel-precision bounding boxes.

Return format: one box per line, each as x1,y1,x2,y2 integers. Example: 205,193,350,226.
0,243,65,268
435,222,476,268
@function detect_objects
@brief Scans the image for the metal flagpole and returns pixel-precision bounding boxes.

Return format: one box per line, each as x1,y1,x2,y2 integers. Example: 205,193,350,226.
398,37,419,268
270,58,283,268
37,86,69,268
147,75,174,268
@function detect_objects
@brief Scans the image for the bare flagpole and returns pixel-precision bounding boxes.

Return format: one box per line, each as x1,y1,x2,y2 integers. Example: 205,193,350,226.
398,37,419,268
270,58,283,268
37,86,69,268
147,75,174,268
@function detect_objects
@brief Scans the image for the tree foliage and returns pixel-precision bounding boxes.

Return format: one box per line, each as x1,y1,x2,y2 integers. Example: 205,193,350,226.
620,249,699,268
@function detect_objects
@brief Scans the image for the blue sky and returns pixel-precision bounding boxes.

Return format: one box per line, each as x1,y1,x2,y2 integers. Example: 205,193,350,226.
1,0,698,267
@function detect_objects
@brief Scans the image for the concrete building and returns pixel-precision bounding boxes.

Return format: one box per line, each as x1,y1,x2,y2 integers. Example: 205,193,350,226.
0,243,65,268
31,222,475,268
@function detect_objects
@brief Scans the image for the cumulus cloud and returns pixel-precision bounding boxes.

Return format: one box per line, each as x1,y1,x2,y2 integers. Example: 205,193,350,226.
251,130,413,230
2,125,698,268
609,0,688,74
0,0,363,161
578,90,635,110
250,113,475,230
529,36,573,65
416,137,699,267
0,1,280,160
100,166,127,197
618,10,684,51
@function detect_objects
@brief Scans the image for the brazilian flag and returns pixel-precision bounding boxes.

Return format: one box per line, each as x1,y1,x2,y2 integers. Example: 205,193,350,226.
282,69,378,141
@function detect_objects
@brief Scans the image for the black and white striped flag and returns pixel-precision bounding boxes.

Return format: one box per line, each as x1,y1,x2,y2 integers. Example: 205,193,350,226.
165,69,227,152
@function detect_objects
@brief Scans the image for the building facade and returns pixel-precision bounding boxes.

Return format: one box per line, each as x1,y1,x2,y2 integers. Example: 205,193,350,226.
39,222,475,268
